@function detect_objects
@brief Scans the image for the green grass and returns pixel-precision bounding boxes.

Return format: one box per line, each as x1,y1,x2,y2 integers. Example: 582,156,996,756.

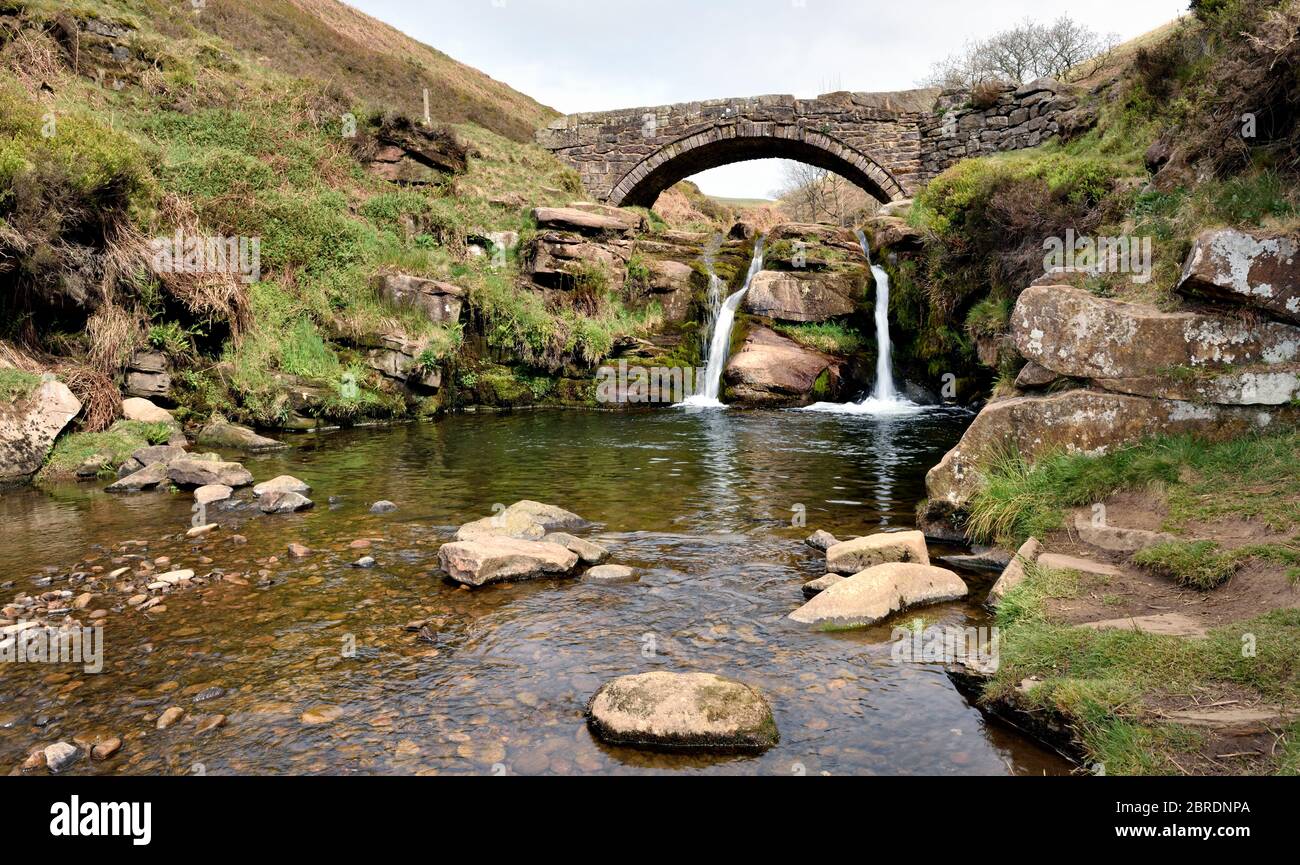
966,431,1300,547
1132,540,1241,590
991,561,1300,774
40,420,173,480
773,322,865,355
0,368,42,402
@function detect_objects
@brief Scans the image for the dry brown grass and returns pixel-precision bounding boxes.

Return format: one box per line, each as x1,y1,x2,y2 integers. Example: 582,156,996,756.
55,363,120,432
147,195,254,340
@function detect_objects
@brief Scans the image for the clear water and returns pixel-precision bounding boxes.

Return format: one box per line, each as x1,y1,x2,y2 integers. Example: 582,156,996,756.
0,409,1070,775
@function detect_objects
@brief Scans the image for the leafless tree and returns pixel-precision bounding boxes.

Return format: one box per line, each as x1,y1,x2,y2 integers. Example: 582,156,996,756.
922,15,1120,89
771,162,879,226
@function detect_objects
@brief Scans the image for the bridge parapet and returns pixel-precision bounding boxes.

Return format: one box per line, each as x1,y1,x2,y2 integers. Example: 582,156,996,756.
537,80,1081,207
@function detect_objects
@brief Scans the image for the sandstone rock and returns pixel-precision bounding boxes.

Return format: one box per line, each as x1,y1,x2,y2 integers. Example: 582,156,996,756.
1072,513,1177,554
1037,553,1121,578
1177,229,1300,324
826,530,929,576
1097,364,1300,406
437,538,579,587
131,445,187,467
1078,612,1208,638
287,543,311,558
988,538,1041,606
802,573,845,599
43,742,80,774
742,271,860,322
503,500,589,532
121,397,176,426
105,462,169,493
156,569,195,585
125,350,171,401
544,532,609,564
532,206,643,235
369,500,398,514
582,564,636,583
186,524,218,539
1012,285,1300,397
258,491,314,514
724,326,843,406
1014,361,1061,390
456,512,547,542
925,389,1295,508
253,475,311,497
156,707,184,730
863,215,923,252
789,563,968,629
524,230,634,290
372,273,464,324
90,737,121,761
197,414,286,453
168,458,253,489
805,530,839,552
194,485,234,506
586,672,778,752
0,378,81,486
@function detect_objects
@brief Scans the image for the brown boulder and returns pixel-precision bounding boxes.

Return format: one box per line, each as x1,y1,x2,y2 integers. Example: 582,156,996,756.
723,327,843,406
1177,229,1300,324
742,270,861,322
925,389,1296,508
373,273,464,324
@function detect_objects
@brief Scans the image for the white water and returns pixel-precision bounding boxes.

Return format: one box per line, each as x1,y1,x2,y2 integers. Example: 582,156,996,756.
802,231,921,416
678,238,766,409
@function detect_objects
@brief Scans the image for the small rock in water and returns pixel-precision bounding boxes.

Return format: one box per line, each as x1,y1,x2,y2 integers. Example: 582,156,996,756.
91,737,121,761
352,556,377,569
186,524,218,539
193,686,226,704
253,475,311,498
195,714,227,734
156,707,185,730
194,485,234,506
258,491,314,514
301,705,342,725
369,500,398,514
802,573,845,599
44,742,80,774
805,530,839,552
546,532,609,565
287,543,311,558
583,564,636,584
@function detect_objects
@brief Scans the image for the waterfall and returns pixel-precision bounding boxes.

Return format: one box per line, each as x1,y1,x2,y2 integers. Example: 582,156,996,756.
679,237,766,408
858,230,898,403
800,232,917,416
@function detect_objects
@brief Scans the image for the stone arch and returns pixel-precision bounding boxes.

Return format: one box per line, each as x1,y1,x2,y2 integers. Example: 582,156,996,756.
606,124,908,208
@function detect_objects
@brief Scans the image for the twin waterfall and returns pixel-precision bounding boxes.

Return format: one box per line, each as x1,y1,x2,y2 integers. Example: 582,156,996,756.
681,230,913,414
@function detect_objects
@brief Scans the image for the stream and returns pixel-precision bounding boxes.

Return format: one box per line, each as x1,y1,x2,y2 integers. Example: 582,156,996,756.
0,409,1072,775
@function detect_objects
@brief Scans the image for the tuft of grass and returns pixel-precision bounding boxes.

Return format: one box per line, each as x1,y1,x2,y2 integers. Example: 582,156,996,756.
773,321,864,355
1132,540,1241,590
0,367,42,401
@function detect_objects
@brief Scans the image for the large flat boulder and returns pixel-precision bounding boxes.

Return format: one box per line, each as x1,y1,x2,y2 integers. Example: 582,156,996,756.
0,378,81,486
438,538,579,587
789,563,969,629
585,672,778,752
166,458,254,490
197,414,285,453
925,389,1293,508
742,271,859,322
532,206,644,235
724,326,843,406
455,500,589,542
1012,285,1300,386
105,462,170,493
826,530,930,575
1177,229,1300,324
121,397,177,426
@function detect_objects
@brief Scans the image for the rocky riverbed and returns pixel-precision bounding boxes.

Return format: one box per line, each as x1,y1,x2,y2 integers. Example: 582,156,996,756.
0,408,1069,776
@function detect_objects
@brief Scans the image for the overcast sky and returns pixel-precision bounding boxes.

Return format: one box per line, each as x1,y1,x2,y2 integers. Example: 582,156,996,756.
348,0,1185,199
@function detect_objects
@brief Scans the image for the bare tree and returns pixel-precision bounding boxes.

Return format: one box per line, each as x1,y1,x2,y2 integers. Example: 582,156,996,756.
771,162,879,226
921,14,1119,89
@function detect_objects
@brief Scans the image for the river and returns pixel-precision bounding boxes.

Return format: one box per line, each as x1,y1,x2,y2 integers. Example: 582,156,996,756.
0,408,1071,775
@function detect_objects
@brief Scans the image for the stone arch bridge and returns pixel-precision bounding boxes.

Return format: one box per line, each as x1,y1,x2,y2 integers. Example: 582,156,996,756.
537,81,1078,208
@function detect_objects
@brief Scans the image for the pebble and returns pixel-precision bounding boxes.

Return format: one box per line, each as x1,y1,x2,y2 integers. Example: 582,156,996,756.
44,742,80,774
352,557,377,569
370,501,398,514
287,543,311,558
301,706,343,725
156,707,184,730
186,524,218,539
91,738,122,761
